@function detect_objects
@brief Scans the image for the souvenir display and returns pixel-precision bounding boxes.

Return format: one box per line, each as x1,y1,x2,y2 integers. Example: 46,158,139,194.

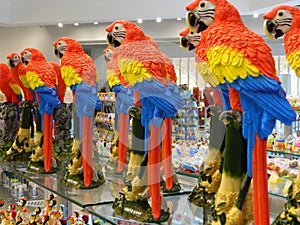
0,1,299,224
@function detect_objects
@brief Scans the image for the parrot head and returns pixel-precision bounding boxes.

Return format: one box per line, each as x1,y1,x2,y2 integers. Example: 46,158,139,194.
6,52,22,68
103,46,114,63
185,0,241,33
263,5,300,40
105,20,147,47
53,37,84,59
179,28,201,51
20,48,46,65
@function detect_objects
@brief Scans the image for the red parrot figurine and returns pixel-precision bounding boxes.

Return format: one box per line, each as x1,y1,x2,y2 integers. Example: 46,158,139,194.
0,63,21,105
185,0,296,224
20,48,60,173
53,37,102,187
263,5,300,77
106,20,184,220
6,52,35,156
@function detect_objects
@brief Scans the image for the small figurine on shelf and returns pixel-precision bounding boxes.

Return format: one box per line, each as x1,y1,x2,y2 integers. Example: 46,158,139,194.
16,197,29,223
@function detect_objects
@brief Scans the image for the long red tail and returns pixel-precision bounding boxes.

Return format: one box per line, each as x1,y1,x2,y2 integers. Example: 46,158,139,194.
44,113,52,172
82,116,93,187
117,112,128,172
149,124,161,219
253,135,269,225
162,118,173,190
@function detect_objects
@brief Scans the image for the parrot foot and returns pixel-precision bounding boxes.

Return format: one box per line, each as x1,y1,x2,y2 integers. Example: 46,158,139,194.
219,110,242,125
30,146,44,162
6,128,32,155
33,132,43,149
71,138,81,157
67,155,83,176
128,106,142,119
123,176,148,201
207,104,223,117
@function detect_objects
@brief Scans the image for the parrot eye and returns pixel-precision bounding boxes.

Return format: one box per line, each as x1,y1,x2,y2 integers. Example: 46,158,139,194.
115,26,119,30
277,11,284,17
14,55,18,59
199,2,206,8
190,31,194,35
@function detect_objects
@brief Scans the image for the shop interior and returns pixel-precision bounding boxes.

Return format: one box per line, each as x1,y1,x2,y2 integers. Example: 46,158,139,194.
0,0,299,224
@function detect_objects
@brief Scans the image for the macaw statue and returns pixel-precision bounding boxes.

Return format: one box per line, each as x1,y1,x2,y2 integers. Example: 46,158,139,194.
103,46,134,170
0,63,21,105
263,6,300,77
53,37,102,187
0,63,21,149
179,28,229,208
185,0,296,224
6,52,35,156
106,20,184,220
20,48,61,173
263,6,300,223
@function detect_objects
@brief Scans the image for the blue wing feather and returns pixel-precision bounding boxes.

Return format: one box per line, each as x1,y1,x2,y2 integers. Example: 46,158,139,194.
228,75,296,176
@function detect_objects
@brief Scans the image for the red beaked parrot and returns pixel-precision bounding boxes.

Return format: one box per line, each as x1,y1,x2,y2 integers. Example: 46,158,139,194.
0,63,22,105
6,52,34,102
185,0,296,224
263,5,300,77
53,37,101,187
105,20,184,219
20,48,61,172
6,52,35,155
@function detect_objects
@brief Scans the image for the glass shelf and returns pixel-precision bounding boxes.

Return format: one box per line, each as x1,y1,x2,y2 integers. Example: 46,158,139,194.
267,149,300,158
0,160,199,225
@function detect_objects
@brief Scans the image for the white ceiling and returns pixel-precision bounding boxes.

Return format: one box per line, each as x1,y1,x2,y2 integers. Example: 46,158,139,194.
0,0,299,27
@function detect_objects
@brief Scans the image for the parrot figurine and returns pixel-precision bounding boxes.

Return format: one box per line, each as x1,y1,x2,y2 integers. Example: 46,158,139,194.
20,48,61,173
185,0,296,224
106,20,184,221
179,28,229,209
103,46,134,173
263,6,300,77
0,63,21,105
6,52,35,158
0,63,21,151
263,6,300,224
53,37,103,188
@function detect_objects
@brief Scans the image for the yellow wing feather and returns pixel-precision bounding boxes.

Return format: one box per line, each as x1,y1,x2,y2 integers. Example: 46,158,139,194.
207,46,260,83
106,70,121,88
196,62,221,87
26,71,45,90
287,51,300,77
10,84,22,95
61,66,82,87
118,58,152,86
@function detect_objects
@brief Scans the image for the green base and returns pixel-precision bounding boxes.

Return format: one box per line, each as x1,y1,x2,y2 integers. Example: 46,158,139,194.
27,160,60,174
52,139,73,160
188,185,216,208
113,197,170,224
161,180,181,193
63,172,105,189
2,149,31,162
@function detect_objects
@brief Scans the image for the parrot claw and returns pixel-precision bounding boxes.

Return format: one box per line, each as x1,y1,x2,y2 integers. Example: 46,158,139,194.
219,110,243,124
207,104,223,116
128,106,142,119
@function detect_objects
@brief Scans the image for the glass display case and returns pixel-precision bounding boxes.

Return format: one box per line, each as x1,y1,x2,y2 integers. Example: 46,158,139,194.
0,159,214,225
